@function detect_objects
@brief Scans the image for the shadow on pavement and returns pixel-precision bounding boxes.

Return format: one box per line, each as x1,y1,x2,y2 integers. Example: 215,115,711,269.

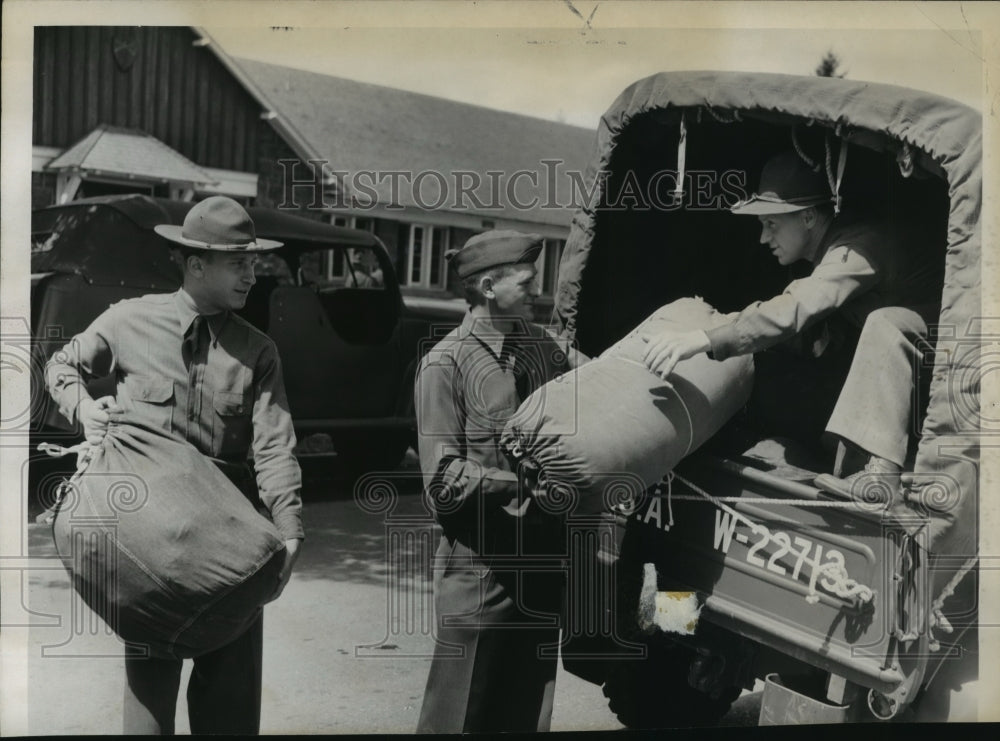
293,479,438,592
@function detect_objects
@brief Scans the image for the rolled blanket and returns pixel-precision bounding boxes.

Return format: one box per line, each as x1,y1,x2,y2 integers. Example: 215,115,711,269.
49,423,285,659
501,297,753,508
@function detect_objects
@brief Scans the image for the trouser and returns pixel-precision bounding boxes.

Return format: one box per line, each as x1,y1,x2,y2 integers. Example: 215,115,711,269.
744,330,858,446
123,611,264,734
826,306,935,467
417,525,563,734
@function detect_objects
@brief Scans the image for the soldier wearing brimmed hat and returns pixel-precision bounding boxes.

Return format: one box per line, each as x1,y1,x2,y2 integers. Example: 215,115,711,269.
414,230,585,733
45,196,303,734
642,150,940,501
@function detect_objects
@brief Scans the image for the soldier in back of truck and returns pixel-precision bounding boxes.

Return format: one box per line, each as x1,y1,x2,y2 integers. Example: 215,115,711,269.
642,149,941,502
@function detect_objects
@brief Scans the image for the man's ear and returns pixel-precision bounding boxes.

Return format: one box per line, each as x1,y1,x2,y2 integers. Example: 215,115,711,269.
800,207,818,230
185,253,207,277
479,275,496,300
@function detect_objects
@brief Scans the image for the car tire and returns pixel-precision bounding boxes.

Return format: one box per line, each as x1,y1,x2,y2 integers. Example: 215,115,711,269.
601,635,741,729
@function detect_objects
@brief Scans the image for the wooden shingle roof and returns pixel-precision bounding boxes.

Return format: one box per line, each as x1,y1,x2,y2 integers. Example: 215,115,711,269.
232,57,595,226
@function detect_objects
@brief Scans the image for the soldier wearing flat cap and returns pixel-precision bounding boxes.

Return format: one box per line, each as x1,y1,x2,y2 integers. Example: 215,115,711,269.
643,150,941,500
45,196,304,734
414,230,584,733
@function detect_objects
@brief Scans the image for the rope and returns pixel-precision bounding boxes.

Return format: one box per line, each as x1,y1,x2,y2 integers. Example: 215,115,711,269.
820,134,849,215
656,471,875,605
927,555,978,651
791,126,821,172
897,142,915,178
834,140,848,214
38,441,96,476
824,135,838,214
674,113,687,201
36,441,99,523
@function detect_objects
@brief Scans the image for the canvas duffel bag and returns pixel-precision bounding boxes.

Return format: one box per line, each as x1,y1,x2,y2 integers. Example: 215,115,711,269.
47,422,285,659
501,297,753,508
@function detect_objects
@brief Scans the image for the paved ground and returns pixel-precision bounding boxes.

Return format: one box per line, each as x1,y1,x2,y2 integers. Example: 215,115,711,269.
16,450,763,734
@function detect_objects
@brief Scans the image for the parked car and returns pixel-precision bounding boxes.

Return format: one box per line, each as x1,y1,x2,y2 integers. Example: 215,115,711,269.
30,194,464,474
553,71,980,725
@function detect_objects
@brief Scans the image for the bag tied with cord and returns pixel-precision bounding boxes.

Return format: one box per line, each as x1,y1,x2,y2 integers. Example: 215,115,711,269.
500,297,754,506
46,422,285,659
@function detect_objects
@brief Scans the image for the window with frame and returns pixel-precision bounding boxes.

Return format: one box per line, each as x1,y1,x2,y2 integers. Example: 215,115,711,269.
325,215,376,280
403,224,449,289
535,238,566,297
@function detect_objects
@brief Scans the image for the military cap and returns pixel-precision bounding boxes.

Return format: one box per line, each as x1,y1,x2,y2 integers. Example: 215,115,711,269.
731,151,833,216
445,230,544,279
155,196,282,251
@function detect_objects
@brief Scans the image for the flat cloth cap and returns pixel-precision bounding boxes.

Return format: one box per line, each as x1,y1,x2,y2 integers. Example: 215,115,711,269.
446,230,543,279
730,150,833,216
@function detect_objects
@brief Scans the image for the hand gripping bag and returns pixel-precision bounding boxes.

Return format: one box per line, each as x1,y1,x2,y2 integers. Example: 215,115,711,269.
501,298,753,506
48,422,285,659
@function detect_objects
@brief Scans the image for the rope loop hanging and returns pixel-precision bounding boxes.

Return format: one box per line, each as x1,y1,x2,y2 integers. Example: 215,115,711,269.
824,134,848,215
897,142,915,178
674,112,687,202
791,126,821,173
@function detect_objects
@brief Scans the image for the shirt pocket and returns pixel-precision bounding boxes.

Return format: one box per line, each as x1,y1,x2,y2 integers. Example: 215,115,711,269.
125,375,175,432
212,389,252,457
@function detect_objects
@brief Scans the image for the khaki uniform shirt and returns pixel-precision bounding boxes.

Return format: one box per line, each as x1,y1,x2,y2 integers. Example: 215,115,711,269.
415,312,573,537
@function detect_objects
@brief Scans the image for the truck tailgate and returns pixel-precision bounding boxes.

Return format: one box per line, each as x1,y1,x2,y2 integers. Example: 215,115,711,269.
634,455,929,693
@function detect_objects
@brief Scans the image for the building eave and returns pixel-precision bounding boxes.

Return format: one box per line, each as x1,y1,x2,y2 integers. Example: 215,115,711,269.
194,26,339,189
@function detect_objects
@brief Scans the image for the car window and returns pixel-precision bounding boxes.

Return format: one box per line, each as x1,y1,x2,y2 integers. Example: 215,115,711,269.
253,253,295,284
297,247,386,291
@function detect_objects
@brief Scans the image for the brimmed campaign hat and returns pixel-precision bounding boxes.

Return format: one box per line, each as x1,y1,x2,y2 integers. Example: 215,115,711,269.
154,196,282,251
731,151,833,216
446,230,543,279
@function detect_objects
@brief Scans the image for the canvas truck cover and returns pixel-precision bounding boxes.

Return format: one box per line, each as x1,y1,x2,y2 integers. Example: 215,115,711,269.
552,71,981,554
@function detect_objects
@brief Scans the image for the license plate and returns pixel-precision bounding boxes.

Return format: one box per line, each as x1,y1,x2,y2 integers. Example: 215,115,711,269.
711,508,848,598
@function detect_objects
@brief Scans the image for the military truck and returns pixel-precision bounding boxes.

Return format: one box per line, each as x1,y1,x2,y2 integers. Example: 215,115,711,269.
552,72,981,725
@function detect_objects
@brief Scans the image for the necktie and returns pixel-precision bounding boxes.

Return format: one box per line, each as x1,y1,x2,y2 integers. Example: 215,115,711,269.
501,334,532,402
184,315,207,359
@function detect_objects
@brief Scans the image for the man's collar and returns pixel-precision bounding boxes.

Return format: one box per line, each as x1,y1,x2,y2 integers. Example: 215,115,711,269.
174,288,200,334
461,312,504,357
460,312,533,358
175,288,229,342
